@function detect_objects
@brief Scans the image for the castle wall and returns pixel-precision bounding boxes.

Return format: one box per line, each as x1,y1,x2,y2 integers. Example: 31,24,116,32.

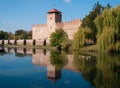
56,20,82,40
32,9,82,41
36,40,44,46
63,23,81,40
10,40,15,44
4,40,8,45
26,39,33,45
0,39,45,46
17,40,24,45
32,24,48,40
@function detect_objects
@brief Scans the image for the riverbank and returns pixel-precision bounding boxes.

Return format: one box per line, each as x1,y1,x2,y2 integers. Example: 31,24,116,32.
3,45,57,51
3,44,98,52
3,44,120,56
79,45,98,52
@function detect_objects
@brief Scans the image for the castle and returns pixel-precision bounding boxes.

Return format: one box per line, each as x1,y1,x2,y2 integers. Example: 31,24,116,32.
32,8,82,41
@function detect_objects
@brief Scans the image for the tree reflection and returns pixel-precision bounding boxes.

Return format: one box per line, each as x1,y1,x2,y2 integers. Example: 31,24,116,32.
73,51,120,88
73,51,97,85
94,54,120,88
50,51,68,69
15,53,27,57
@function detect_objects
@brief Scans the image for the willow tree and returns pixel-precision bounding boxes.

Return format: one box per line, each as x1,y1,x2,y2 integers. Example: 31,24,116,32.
94,6,120,52
97,27,115,52
73,27,92,50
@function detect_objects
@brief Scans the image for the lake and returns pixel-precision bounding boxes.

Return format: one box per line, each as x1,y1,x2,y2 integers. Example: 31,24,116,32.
0,48,120,88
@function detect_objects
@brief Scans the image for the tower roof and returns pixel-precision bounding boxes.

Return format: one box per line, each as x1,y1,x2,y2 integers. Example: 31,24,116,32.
47,8,61,13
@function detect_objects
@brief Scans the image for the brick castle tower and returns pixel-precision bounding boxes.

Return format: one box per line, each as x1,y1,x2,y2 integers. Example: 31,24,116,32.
32,8,82,42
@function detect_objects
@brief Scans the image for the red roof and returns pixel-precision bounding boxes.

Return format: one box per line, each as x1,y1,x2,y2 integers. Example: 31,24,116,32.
48,8,61,13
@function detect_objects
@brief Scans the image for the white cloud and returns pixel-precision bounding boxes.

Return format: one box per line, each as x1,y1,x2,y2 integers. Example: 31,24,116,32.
64,0,71,3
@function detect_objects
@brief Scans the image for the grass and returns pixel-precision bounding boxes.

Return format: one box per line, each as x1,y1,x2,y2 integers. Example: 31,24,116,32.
79,45,98,52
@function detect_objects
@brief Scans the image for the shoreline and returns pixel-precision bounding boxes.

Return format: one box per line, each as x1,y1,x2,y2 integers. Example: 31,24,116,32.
3,45,57,51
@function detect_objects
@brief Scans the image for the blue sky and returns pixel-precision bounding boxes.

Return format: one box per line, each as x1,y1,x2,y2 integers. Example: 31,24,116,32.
0,0,120,33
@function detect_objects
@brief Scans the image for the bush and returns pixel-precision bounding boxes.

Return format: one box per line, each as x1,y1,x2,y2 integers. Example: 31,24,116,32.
50,29,68,47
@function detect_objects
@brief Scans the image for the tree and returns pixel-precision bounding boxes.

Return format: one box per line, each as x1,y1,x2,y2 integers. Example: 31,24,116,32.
73,27,92,50
81,2,103,42
15,29,27,39
27,30,32,39
0,31,9,39
94,6,120,52
8,32,15,39
50,29,68,47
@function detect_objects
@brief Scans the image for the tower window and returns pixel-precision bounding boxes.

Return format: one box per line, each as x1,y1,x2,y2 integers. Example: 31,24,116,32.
50,17,52,20
50,26,52,29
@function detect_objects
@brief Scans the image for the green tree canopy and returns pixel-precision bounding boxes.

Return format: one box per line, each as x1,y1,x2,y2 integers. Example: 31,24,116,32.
27,30,32,39
81,2,103,42
0,30,9,39
50,28,68,47
94,6,120,52
73,27,92,50
15,29,27,39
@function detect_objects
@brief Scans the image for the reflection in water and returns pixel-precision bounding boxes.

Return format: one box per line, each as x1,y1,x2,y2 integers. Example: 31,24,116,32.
47,51,68,81
7,47,11,53
23,48,26,54
43,49,46,55
94,54,120,88
73,51,97,85
50,51,68,69
14,48,17,53
32,48,36,54
1,48,120,88
47,64,61,82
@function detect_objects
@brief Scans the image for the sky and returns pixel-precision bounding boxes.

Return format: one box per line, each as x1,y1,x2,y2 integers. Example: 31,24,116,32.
0,0,120,33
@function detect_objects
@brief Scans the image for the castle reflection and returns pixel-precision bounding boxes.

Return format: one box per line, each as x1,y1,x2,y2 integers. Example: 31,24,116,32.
3,48,120,88
4,48,80,81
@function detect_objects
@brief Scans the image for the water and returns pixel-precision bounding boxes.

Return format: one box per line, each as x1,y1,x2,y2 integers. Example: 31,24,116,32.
0,48,120,88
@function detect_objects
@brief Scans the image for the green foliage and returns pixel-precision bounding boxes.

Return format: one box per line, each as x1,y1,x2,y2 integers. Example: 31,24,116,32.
95,54,120,88
27,30,32,39
50,29,68,47
81,2,103,42
95,6,120,36
0,31,9,39
0,29,32,40
73,51,96,81
50,51,68,69
8,32,15,39
95,6,120,52
97,27,115,52
115,42,120,52
73,27,92,50
15,29,27,39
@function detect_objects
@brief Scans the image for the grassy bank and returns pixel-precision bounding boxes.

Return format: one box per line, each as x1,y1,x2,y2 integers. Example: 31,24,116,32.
79,45,98,52
4,44,99,52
